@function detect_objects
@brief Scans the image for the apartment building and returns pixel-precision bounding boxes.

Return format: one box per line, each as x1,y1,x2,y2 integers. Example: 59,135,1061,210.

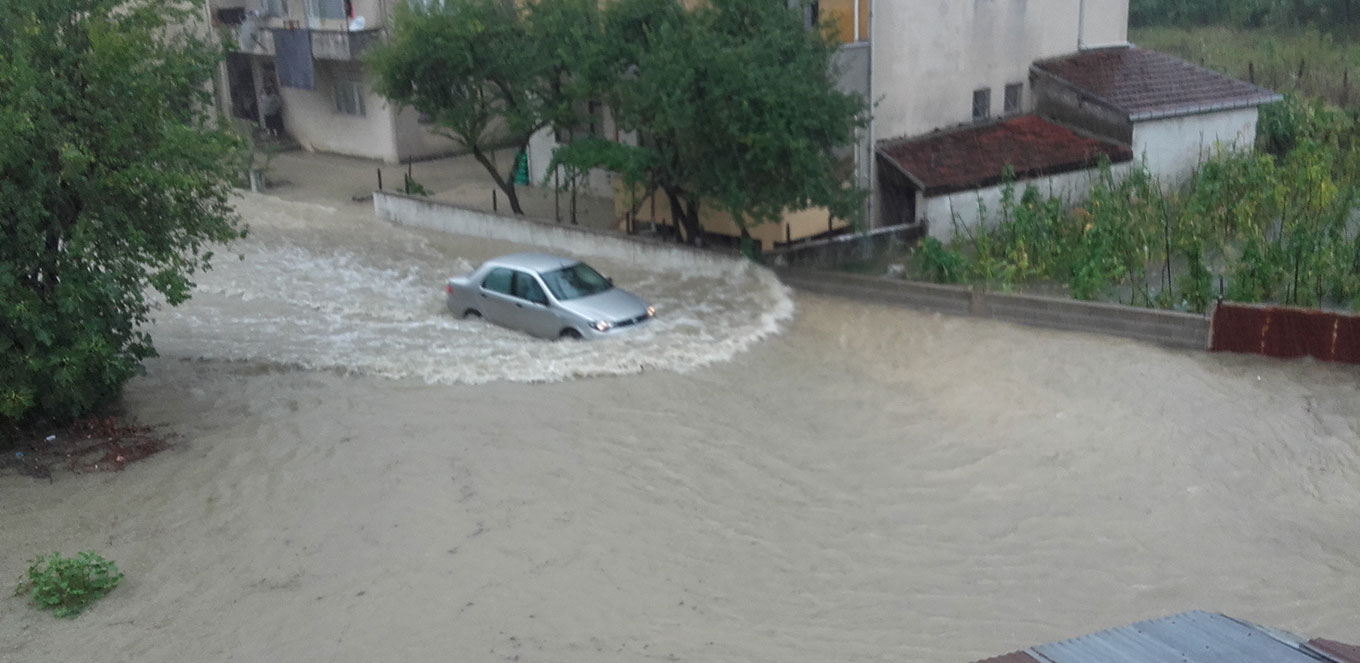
210,0,456,162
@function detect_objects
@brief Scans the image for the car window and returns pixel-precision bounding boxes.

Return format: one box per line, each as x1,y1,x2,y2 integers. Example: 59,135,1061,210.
511,271,547,304
540,262,613,301
481,268,513,295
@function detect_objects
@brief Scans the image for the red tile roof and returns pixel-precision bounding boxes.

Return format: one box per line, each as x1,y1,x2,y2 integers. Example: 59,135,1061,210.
1032,46,1282,121
1311,639,1360,663
877,115,1132,196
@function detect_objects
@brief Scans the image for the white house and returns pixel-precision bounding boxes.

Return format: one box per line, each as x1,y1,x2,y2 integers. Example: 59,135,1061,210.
869,1,1281,241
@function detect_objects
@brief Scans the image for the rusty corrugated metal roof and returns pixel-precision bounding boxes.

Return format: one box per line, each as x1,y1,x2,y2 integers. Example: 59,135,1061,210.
1032,46,1282,121
1311,638,1360,663
876,115,1132,196
972,651,1041,663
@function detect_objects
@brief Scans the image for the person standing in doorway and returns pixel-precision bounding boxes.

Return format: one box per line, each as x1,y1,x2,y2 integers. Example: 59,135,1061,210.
260,86,283,138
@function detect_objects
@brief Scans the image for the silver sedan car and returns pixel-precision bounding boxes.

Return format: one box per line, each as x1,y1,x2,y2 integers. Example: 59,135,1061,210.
446,253,656,340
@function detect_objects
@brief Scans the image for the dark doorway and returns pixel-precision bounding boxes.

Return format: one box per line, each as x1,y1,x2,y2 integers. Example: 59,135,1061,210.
226,53,257,121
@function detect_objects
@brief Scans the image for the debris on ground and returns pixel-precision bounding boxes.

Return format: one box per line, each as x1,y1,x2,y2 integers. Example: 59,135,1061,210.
0,417,173,481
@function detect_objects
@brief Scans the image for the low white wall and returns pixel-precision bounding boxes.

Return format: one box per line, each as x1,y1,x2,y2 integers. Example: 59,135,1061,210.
1133,108,1259,188
923,162,1134,241
373,191,746,273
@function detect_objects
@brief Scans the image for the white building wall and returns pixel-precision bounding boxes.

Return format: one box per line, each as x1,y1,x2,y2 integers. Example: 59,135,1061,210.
392,106,461,162
1131,108,1260,188
281,63,399,161
924,162,1134,241
1079,0,1130,48
1131,107,1256,187
872,0,1129,141
526,127,616,198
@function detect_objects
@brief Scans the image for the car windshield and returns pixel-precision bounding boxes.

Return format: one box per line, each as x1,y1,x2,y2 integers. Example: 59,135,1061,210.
539,262,612,301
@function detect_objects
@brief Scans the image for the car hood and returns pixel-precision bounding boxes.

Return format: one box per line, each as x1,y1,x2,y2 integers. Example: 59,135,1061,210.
558,288,649,323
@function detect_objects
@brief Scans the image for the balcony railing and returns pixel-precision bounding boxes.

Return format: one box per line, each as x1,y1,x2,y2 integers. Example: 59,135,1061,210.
310,28,382,61
231,23,382,62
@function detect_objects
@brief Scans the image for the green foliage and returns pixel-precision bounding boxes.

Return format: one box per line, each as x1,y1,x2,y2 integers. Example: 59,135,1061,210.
920,95,1360,314
1,0,247,426
16,552,124,618
550,0,868,243
366,0,600,215
915,237,967,284
1130,0,1360,29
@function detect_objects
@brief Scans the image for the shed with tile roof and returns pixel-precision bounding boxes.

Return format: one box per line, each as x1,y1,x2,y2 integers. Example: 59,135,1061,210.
1031,46,1282,186
875,115,1134,239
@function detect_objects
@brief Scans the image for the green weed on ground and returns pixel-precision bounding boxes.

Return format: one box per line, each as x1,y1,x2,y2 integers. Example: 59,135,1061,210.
15,551,124,618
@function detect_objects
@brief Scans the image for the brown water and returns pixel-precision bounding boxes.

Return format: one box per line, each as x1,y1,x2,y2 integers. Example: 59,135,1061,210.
2,194,1357,662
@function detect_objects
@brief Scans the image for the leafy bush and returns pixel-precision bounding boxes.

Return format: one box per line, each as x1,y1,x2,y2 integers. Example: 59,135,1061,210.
1,0,247,426
916,237,967,284
16,552,124,618
917,101,1360,313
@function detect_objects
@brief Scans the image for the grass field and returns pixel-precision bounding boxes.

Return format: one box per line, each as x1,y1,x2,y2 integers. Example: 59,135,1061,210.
1131,26,1360,108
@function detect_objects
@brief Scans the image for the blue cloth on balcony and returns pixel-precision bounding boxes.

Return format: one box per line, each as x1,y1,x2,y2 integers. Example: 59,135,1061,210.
273,28,314,90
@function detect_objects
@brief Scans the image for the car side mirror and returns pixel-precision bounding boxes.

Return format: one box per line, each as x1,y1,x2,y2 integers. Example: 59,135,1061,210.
605,276,614,285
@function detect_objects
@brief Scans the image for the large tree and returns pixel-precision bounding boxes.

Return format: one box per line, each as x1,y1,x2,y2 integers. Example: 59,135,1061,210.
366,0,599,215
0,0,247,426
554,0,868,247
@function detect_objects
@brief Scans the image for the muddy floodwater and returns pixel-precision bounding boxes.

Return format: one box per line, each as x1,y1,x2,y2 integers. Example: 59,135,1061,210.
2,194,1357,662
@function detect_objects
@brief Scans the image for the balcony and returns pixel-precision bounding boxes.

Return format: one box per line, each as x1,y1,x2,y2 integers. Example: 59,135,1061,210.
310,28,383,61
230,24,382,62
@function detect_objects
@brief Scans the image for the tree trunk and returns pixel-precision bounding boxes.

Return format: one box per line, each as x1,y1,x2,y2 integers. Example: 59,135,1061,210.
664,187,703,246
470,143,525,216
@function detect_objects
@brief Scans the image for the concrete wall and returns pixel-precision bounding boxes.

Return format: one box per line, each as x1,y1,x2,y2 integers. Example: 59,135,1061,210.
281,62,398,161
392,105,462,162
922,162,1134,240
1032,71,1135,145
373,191,747,273
1079,0,1130,48
873,0,1129,141
766,223,925,269
776,268,1210,350
1132,108,1260,187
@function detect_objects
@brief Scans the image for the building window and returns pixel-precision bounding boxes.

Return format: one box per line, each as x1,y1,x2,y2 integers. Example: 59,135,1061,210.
261,0,288,17
1004,83,1023,115
334,78,365,116
309,0,347,20
804,1,820,29
972,88,991,122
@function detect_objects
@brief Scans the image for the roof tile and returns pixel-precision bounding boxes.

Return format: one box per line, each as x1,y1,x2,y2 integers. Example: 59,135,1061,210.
877,115,1132,196
1033,46,1282,120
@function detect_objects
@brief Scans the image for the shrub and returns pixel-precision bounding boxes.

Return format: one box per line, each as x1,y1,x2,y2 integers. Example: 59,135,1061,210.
15,551,124,618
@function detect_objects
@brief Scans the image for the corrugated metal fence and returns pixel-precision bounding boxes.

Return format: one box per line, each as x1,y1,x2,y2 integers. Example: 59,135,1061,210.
1210,303,1360,364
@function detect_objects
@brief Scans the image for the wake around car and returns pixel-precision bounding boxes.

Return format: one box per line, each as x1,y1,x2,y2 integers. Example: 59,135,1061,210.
446,253,656,340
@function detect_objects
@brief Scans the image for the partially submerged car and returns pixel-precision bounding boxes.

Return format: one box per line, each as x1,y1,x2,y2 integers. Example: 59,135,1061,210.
446,253,655,340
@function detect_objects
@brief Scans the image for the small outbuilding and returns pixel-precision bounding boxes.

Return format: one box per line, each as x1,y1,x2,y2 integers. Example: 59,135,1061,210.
876,115,1133,240
1031,45,1284,185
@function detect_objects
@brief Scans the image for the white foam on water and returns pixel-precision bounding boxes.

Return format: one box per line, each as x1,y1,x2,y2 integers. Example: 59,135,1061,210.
147,193,794,383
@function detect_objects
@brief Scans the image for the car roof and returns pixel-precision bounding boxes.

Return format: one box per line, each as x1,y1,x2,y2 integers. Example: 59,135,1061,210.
483,253,580,274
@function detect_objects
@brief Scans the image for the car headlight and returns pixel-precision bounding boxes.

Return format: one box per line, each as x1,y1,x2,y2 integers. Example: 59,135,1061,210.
645,306,656,318
592,320,612,332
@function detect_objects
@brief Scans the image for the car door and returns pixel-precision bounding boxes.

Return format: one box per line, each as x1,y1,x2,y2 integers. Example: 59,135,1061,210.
509,270,559,338
477,267,518,327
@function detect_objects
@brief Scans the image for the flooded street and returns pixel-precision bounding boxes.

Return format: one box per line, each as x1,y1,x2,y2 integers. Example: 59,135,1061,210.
2,193,1357,662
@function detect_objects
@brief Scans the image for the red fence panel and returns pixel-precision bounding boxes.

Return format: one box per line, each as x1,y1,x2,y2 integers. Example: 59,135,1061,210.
1211,303,1360,364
